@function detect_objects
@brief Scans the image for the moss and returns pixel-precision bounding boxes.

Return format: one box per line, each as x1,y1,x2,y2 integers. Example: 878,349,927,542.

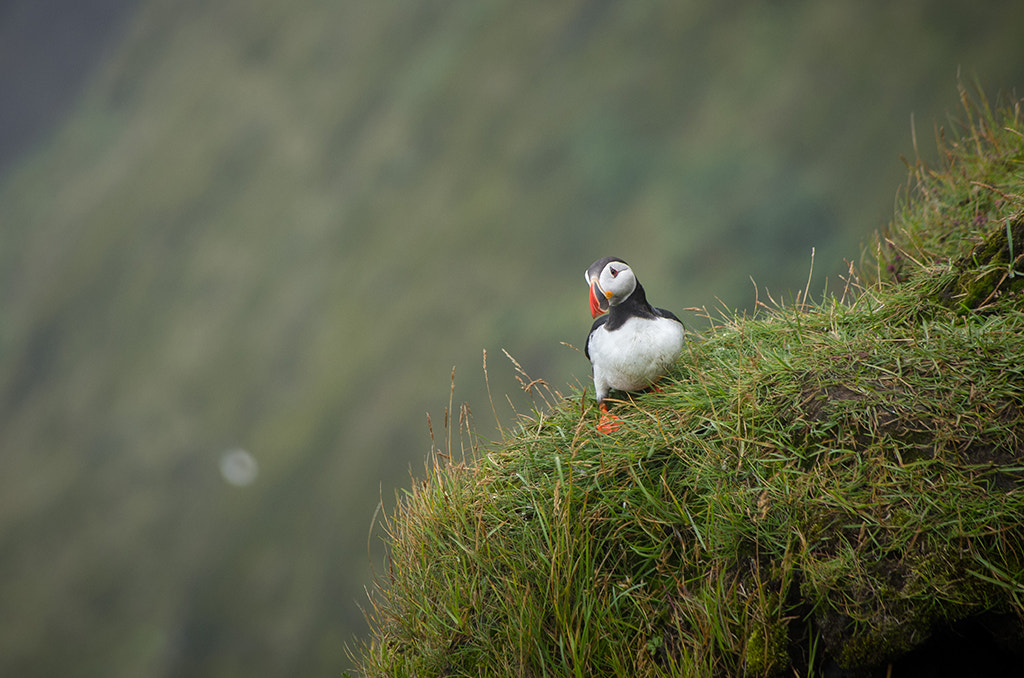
833,616,930,669
936,214,1024,311
744,620,789,676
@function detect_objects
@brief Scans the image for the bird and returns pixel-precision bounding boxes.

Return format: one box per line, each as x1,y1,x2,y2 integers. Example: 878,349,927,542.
584,256,685,433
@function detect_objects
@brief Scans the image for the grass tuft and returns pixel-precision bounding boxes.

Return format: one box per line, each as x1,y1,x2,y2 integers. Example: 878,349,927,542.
352,90,1024,676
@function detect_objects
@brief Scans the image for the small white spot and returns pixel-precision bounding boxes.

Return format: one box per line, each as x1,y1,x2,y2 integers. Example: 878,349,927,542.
219,448,259,487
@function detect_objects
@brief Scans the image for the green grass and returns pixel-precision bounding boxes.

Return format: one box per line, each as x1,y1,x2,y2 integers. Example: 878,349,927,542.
354,89,1024,676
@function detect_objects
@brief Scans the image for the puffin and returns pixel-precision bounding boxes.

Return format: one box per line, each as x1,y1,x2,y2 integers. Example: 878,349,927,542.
584,256,685,433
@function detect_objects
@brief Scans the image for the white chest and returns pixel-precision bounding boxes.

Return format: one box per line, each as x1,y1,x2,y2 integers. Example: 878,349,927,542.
588,316,684,392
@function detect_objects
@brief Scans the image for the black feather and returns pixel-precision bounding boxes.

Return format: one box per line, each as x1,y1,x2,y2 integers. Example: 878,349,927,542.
654,306,682,324
584,315,608,360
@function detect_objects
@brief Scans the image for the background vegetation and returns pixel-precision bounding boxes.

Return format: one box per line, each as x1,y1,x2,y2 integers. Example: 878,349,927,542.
1,1,1023,676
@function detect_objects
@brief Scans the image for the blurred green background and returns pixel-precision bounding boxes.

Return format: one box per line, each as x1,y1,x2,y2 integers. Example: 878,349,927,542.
1,1,1023,675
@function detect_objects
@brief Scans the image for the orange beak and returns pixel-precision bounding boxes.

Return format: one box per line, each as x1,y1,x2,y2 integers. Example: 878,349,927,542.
589,279,609,318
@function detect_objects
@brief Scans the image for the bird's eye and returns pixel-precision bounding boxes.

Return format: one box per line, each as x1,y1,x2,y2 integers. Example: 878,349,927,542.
609,267,618,277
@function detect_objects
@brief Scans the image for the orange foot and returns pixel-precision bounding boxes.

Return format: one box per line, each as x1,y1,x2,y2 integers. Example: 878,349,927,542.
597,402,620,434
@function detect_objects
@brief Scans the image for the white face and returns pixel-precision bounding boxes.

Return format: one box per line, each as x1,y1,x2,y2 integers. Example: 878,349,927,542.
598,261,636,305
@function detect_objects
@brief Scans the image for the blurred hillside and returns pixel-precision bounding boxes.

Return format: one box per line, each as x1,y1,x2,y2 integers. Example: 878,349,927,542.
1,1,1023,676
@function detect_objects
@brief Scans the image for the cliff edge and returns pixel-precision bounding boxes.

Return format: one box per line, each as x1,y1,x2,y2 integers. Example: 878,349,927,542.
353,91,1024,677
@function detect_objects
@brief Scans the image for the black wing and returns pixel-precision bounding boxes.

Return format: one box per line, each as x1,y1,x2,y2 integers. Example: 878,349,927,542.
654,307,683,324
584,315,608,360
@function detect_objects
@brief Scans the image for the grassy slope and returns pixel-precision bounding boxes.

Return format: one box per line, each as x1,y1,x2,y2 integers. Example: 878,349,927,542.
355,92,1024,676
